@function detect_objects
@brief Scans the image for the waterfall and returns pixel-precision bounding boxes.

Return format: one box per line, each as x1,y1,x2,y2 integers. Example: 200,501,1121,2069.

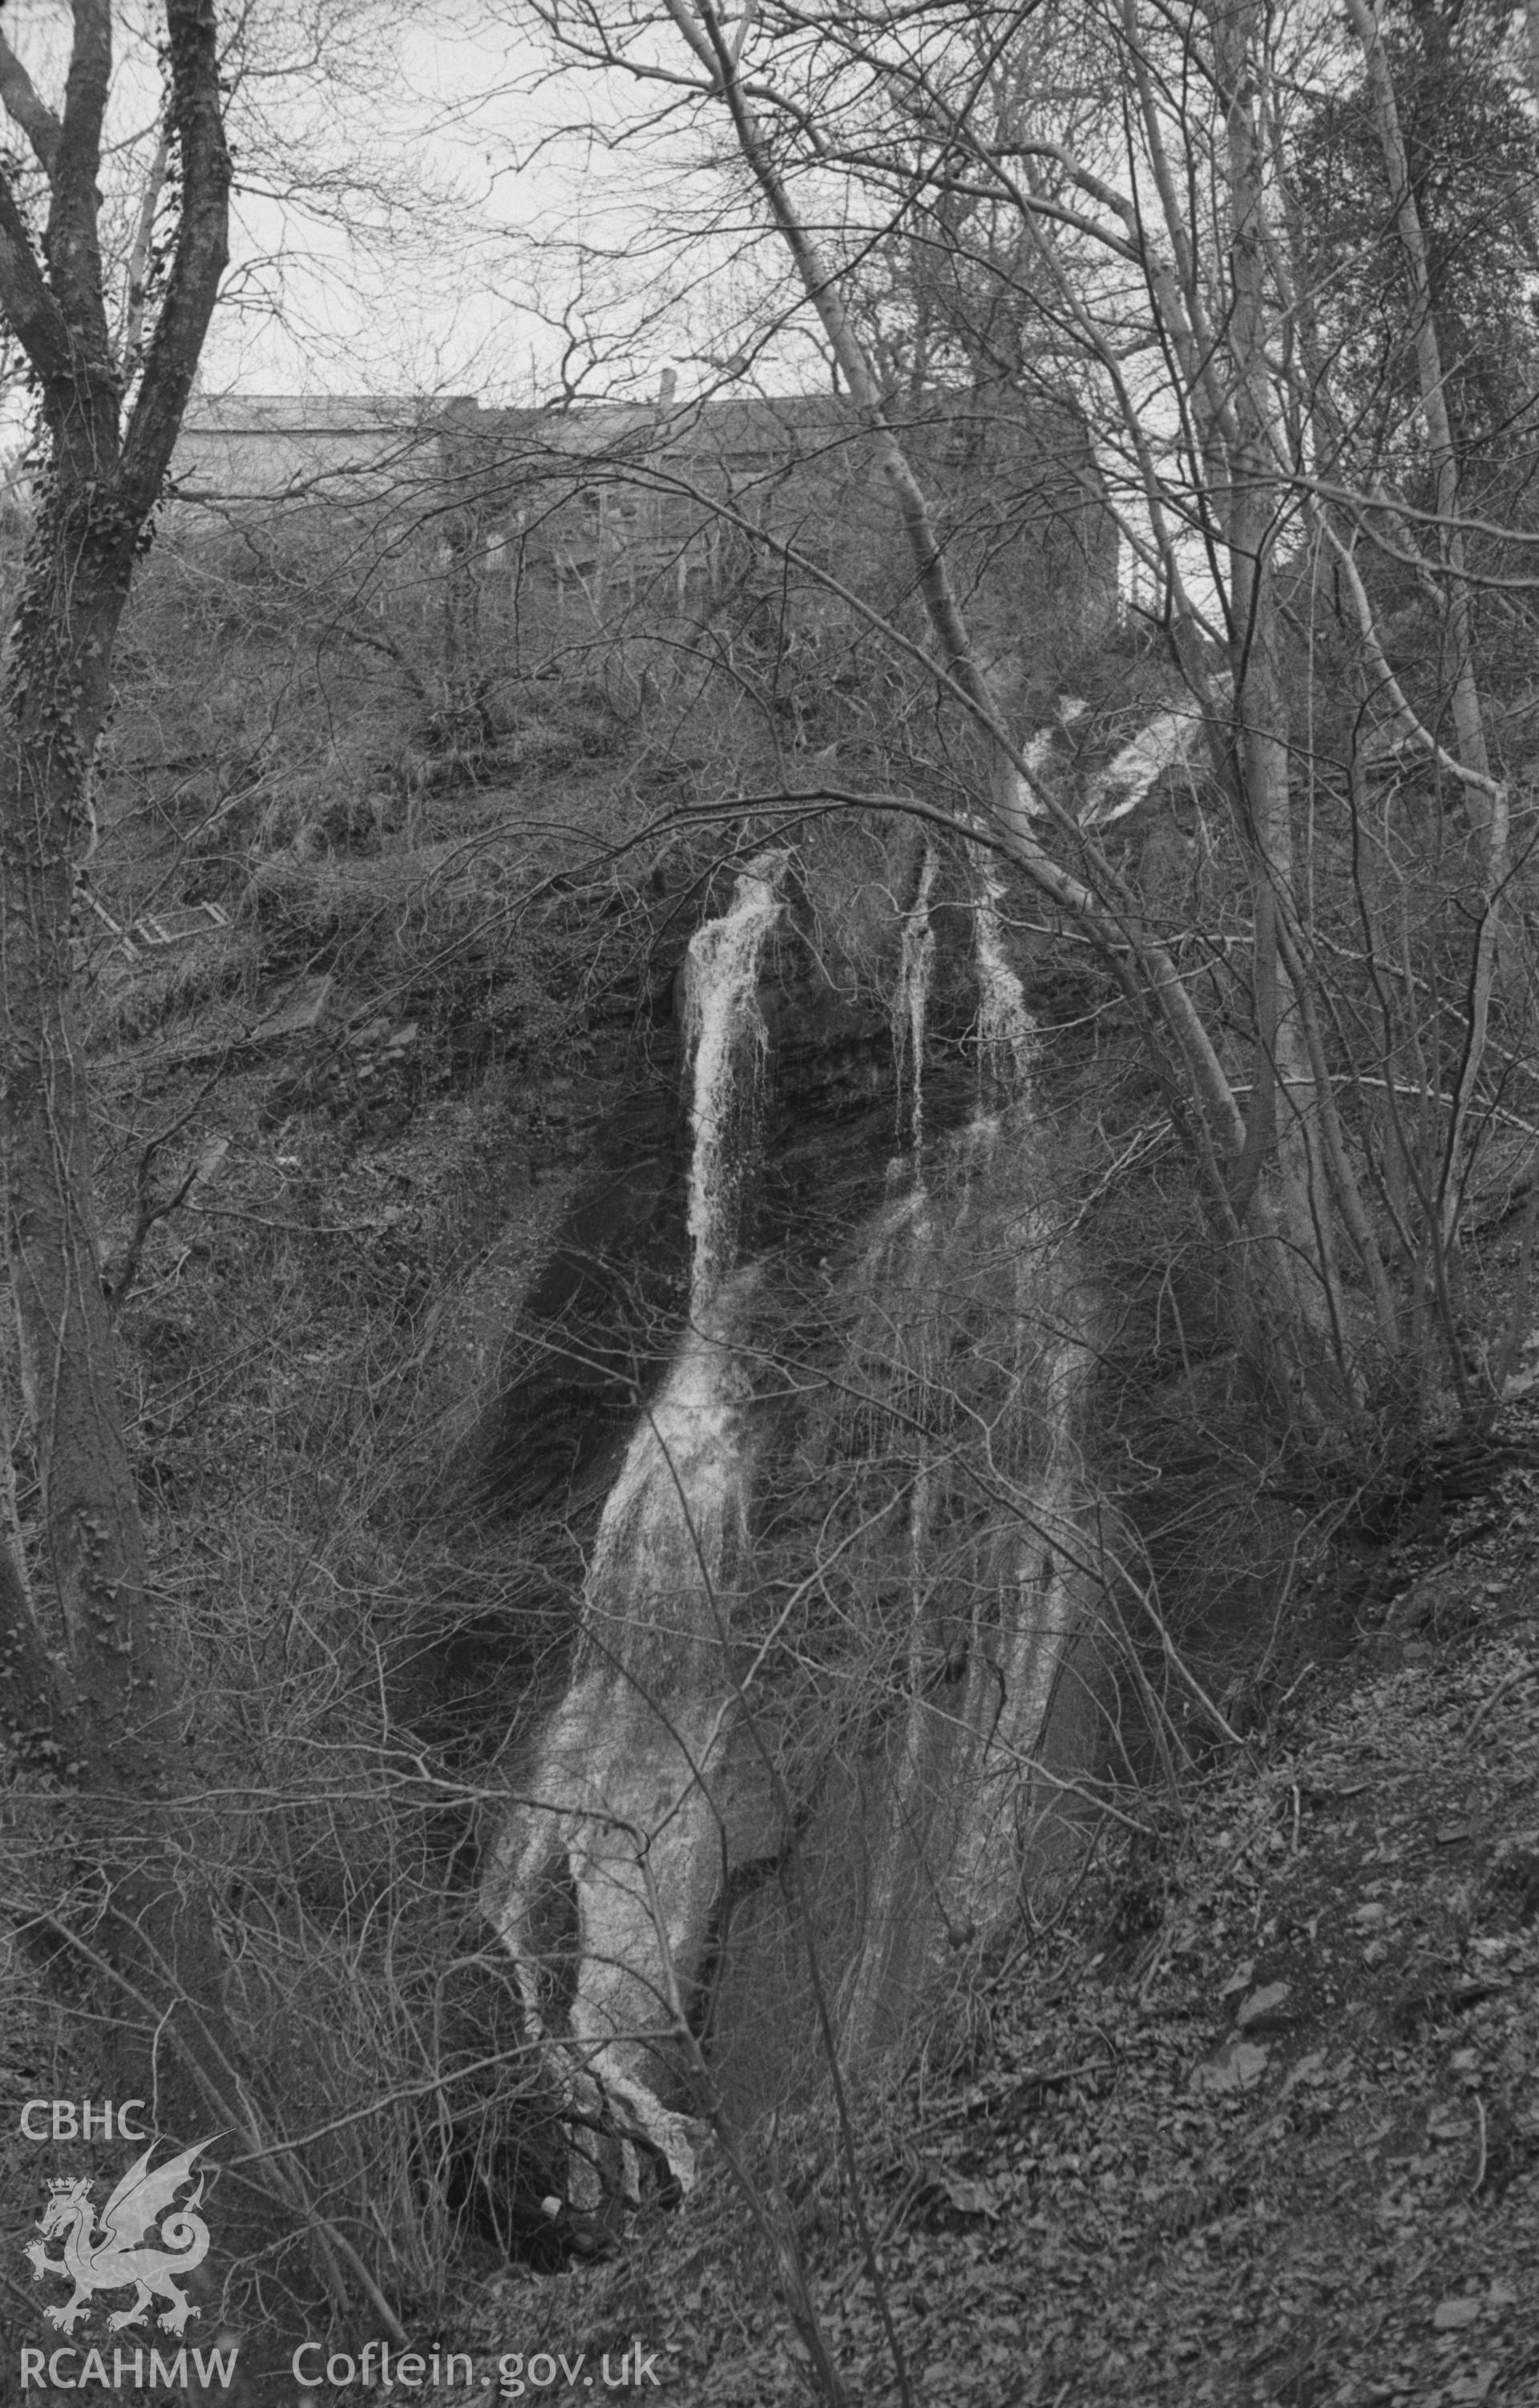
1080,680,1227,830
976,859,1036,1093
1081,707,1195,827
951,870,1090,1928
1008,720,1059,823
840,1446,939,2046
685,856,782,1296
891,845,938,1160
950,1315,1089,1932
484,855,784,2204
486,834,1100,2192
841,857,1093,2046
596,847,784,1628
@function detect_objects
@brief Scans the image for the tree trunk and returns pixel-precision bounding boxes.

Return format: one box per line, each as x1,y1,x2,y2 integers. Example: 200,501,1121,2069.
1213,0,1356,1416
0,0,245,2152
1341,0,1512,1329
2,475,232,2137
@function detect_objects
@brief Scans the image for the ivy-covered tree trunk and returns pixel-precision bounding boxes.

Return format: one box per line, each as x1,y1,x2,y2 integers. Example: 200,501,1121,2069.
0,0,232,2140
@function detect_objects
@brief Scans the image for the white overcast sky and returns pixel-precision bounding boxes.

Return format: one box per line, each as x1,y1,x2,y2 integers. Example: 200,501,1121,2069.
204,2,800,407
0,0,736,408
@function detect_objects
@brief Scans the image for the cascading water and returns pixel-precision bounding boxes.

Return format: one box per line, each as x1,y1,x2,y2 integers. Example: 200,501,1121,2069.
685,859,782,1291
485,826,1100,2199
891,846,939,1160
951,860,1091,1930
976,857,1037,1094
839,867,942,2039
1080,679,1228,829
840,842,1093,2046
483,855,784,2204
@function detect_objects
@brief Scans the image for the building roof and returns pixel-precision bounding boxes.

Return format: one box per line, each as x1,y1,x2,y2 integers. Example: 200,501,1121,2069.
180,393,451,434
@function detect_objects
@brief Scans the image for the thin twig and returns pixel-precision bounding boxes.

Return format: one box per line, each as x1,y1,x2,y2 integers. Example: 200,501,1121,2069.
905,2057,1116,2144
1463,1660,1537,1746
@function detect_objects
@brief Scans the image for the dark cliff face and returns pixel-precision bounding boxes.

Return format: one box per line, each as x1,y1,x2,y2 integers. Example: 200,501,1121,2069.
488,1120,689,1523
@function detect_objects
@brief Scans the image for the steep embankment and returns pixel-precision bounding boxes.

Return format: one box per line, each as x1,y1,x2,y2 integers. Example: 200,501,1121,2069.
15,712,1537,2398
449,1434,1539,2406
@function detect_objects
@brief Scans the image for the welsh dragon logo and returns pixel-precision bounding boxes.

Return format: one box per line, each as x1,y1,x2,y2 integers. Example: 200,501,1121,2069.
25,2140,214,2337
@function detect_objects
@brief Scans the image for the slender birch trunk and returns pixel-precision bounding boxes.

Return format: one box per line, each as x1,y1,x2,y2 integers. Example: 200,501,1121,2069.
1341,0,1510,1273
1210,0,1355,1405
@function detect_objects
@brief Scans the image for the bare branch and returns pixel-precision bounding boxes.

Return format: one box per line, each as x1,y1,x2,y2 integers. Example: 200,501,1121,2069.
0,27,62,179
0,168,71,377
121,0,231,502
46,0,113,351
120,120,171,371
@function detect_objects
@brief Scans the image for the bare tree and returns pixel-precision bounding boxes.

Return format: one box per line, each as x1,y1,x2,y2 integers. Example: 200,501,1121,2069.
0,0,233,2136
497,0,1539,1444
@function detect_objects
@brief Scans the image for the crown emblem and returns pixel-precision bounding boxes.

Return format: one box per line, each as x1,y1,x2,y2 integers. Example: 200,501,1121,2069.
46,2176,79,2194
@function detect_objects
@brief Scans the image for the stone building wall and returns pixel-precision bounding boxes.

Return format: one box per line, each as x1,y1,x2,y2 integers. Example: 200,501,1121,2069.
439,388,1117,659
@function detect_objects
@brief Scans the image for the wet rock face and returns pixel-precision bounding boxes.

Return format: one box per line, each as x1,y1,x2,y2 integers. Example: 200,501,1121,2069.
489,1137,686,1521
755,908,980,1258
482,832,987,1527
